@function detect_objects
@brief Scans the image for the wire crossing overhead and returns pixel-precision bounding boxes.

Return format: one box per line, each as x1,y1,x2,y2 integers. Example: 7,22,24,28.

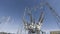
46,2,60,22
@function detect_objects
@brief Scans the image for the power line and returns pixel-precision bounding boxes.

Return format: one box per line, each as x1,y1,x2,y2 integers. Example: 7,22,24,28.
46,2,60,28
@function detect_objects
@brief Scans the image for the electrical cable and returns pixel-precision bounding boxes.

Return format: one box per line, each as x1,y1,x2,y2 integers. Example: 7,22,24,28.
46,2,60,28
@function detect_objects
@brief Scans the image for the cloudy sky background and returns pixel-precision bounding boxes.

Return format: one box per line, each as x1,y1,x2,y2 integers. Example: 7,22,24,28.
0,0,60,34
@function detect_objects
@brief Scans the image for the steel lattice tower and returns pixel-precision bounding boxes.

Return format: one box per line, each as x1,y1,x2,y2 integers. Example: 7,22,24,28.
22,0,60,34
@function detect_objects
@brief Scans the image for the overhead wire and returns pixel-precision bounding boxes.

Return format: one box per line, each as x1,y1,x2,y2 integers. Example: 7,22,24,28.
46,2,60,22
46,2,60,28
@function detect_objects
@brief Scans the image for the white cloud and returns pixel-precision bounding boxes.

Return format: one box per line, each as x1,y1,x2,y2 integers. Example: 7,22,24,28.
0,16,14,24
0,16,17,33
0,16,24,33
6,16,10,24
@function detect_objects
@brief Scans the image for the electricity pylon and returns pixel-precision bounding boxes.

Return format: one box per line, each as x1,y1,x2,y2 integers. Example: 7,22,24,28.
23,9,44,34
22,0,45,34
22,0,60,34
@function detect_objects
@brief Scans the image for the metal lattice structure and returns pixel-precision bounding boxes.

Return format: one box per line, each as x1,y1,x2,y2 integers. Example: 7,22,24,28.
22,0,60,34
23,8,44,34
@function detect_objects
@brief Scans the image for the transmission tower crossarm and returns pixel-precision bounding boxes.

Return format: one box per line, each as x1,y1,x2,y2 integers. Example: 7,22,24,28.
38,11,44,24
22,17,27,25
22,13,28,29
27,10,34,23
22,8,28,26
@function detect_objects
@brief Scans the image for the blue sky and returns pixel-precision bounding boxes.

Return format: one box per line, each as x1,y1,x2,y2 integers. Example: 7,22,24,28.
0,0,60,34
